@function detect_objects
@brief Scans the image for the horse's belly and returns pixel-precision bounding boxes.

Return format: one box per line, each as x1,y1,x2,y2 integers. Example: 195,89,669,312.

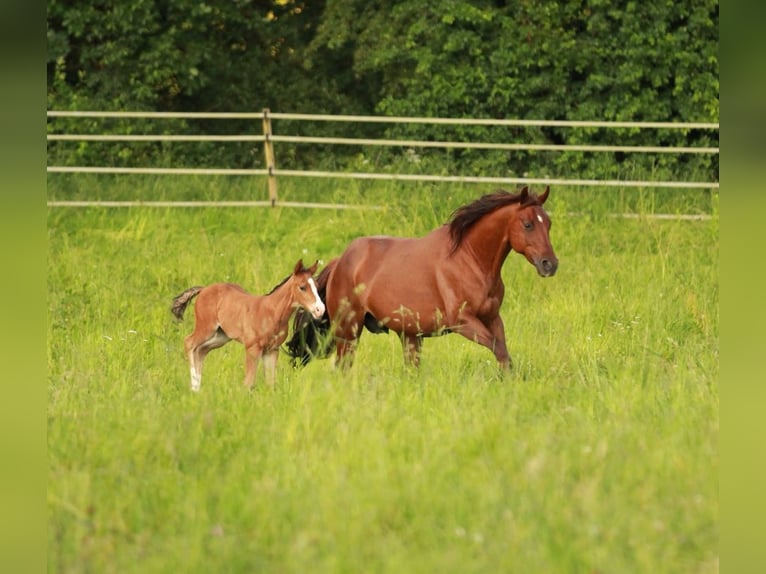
382,310,451,335
365,288,451,335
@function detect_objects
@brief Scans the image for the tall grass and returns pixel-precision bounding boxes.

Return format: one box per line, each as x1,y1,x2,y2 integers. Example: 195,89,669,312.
47,177,718,573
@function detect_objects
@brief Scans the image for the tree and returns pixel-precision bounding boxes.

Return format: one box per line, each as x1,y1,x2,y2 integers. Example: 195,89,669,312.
309,0,718,177
47,0,718,177
47,0,361,168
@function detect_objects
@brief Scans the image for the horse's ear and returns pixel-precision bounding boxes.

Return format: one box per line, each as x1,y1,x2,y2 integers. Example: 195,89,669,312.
539,185,550,204
308,259,319,274
519,186,529,202
294,259,304,274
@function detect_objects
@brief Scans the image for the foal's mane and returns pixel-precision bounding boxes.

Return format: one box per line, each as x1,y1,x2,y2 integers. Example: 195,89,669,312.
266,262,312,295
448,188,541,251
266,275,291,295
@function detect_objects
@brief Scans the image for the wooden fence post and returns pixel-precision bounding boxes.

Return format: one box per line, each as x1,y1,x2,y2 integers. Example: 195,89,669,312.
262,108,278,206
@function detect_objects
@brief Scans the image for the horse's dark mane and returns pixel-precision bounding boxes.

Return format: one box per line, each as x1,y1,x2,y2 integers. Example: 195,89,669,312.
448,188,541,251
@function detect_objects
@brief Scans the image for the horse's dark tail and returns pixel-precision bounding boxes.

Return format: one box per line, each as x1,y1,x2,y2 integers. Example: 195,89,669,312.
171,286,204,320
286,259,337,367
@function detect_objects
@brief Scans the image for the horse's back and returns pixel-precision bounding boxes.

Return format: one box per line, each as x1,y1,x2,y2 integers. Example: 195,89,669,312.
201,282,250,300
196,283,253,317
332,234,431,288
338,229,449,273
328,229,456,328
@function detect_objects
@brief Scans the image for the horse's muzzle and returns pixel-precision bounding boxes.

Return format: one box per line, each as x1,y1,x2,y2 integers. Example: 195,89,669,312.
537,258,558,277
311,302,326,319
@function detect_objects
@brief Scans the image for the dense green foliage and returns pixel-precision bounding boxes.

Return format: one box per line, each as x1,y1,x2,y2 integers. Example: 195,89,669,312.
47,0,718,178
48,178,718,572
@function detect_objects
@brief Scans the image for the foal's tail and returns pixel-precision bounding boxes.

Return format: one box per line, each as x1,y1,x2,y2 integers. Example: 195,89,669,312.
171,286,204,320
286,259,336,367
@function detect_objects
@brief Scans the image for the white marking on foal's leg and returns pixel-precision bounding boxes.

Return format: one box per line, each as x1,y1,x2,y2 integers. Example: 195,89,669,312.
189,351,201,392
190,367,201,392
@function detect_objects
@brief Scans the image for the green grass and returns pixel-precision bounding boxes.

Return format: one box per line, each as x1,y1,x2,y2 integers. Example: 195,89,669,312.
47,177,718,573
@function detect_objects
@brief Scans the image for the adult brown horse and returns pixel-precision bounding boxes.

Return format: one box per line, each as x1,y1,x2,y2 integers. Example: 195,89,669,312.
287,186,557,370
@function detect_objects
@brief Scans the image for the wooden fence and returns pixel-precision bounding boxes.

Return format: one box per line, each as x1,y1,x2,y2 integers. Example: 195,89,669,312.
47,110,719,210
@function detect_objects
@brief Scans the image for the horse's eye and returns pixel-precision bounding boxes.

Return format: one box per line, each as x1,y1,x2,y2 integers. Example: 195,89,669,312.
298,285,306,291
523,221,533,230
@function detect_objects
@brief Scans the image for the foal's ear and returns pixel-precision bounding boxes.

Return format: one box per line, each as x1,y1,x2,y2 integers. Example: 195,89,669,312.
539,185,550,204
308,259,319,274
519,186,529,202
294,258,304,274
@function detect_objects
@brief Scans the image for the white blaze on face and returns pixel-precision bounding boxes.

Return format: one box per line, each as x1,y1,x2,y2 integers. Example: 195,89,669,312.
308,278,325,318
537,214,544,223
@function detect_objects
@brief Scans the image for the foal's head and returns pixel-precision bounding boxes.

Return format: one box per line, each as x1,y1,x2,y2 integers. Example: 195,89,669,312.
508,186,558,277
288,259,326,319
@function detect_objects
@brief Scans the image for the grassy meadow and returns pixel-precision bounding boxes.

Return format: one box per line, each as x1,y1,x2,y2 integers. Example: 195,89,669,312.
47,176,718,573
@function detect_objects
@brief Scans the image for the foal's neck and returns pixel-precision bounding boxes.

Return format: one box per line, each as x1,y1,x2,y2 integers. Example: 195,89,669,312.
263,280,297,324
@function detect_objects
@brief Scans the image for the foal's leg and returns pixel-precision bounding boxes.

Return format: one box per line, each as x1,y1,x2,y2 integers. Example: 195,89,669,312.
185,327,231,391
185,345,202,391
402,334,424,367
243,344,263,389
261,350,279,388
185,333,208,392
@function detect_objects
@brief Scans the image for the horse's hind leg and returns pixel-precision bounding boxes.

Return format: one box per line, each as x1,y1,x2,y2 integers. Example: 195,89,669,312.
185,327,231,391
184,334,204,391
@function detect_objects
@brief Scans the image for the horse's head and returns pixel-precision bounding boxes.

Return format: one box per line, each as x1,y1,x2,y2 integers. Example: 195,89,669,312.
291,259,326,319
508,186,558,277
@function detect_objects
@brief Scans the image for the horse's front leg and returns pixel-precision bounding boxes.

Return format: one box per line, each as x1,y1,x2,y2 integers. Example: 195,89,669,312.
486,314,511,370
456,314,511,370
244,344,263,389
334,337,358,370
262,349,279,388
332,313,363,371
402,333,423,367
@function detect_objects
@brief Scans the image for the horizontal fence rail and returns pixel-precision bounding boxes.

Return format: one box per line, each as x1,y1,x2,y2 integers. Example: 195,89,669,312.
45,165,715,188
46,110,720,129
47,110,720,210
47,133,717,155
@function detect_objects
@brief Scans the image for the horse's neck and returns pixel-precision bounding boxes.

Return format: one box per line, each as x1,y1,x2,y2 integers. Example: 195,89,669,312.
262,283,295,325
461,207,513,278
